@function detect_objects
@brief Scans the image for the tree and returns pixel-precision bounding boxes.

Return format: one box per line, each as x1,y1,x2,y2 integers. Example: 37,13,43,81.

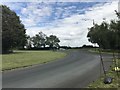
32,32,47,48
2,5,26,53
109,20,120,49
26,32,60,50
46,35,60,50
87,19,120,49
26,35,32,49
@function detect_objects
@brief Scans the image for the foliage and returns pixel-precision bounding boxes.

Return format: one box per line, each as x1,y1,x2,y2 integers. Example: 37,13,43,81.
32,32,47,48
46,35,60,49
87,19,120,49
26,35,32,49
26,32,60,50
2,5,27,53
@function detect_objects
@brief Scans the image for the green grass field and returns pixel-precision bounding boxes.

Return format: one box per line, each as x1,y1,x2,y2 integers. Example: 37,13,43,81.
1,50,67,71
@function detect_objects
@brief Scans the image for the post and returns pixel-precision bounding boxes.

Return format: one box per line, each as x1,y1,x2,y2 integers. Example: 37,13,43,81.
99,49,107,77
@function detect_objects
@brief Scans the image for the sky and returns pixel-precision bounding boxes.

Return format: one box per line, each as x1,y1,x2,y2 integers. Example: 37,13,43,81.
1,0,119,47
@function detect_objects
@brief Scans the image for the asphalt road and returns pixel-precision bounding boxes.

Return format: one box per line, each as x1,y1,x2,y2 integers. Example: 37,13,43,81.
2,49,113,88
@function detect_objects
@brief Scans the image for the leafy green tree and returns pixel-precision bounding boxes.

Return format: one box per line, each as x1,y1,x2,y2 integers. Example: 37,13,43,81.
2,5,26,53
32,32,47,48
46,35,60,49
87,19,120,49
26,35,32,49
110,20,120,49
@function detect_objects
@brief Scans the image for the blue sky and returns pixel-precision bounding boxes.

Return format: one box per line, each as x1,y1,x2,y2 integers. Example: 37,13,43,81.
3,2,101,27
1,0,119,47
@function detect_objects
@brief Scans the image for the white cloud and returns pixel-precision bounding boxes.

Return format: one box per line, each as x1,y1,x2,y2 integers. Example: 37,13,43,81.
26,1,118,47
1,1,119,47
20,3,52,27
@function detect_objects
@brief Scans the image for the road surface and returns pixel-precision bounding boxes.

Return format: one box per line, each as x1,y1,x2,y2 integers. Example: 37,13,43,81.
2,49,113,88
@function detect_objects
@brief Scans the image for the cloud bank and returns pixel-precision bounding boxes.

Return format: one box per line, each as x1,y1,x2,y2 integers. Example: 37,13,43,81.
1,1,118,47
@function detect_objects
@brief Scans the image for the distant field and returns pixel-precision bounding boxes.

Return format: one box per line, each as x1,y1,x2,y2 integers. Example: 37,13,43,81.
2,50,67,71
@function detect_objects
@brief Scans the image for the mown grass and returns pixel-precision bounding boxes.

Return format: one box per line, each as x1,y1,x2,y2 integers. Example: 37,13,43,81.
88,59,120,88
1,50,67,71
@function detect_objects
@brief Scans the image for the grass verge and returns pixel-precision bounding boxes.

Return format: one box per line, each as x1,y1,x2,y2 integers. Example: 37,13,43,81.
89,48,120,54
1,50,67,71
88,59,120,88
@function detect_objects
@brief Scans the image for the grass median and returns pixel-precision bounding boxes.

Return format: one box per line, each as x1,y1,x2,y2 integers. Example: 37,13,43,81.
1,50,67,71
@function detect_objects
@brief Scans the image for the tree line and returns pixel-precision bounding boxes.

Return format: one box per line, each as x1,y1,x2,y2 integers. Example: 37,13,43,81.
26,32,60,50
87,14,120,50
1,5,60,53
